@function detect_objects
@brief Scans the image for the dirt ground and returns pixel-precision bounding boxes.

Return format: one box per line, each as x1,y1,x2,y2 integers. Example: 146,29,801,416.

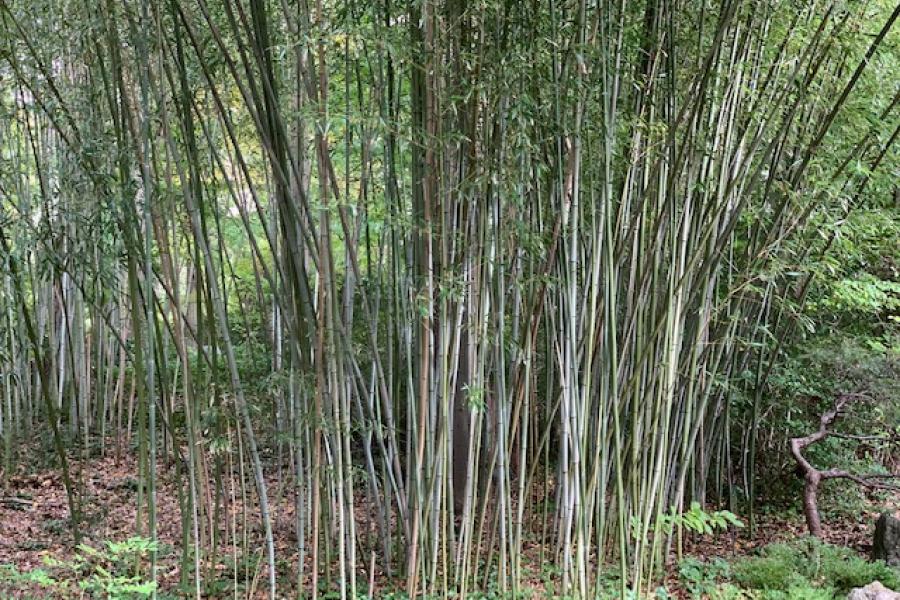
1,445,896,598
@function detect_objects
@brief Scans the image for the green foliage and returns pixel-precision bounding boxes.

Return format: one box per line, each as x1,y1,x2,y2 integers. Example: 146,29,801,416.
667,503,745,536
801,205,899,337
0,0,897,596
678,557,732,598
464,384,487,411
0,563,61,597
814,275,900,318
704,582,757,599
633,502,745,542
732,553,808,591
751,582,835,600
41,536,159,599
731,538,900,595
678,540,900,599
757,333,900,511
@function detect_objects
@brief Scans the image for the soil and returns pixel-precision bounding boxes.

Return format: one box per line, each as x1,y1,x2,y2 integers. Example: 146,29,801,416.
1,442,896,598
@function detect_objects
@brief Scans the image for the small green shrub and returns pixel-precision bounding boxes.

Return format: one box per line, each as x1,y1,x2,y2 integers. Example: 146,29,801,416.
633,502,745,542
705,582,753,599
679,557,731,598
731,538,900,596
755,582,835,600
732,554,808,591
43,536,159,599
813,545,899,591
0,563,62,597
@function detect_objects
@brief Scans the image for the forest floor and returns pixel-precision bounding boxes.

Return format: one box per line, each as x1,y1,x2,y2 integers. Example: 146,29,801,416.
0,443,896,598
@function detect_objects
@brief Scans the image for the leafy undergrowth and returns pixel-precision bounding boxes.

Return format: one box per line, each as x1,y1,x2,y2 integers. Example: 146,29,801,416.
0,537,159,599
676,537,900,600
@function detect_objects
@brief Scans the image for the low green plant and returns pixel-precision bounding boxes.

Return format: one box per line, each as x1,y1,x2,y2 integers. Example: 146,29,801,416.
731,538,900,595
0,563,62,597
732,549,807,591
654,586,675,600
705,582,754,599
669,503,745,535
679,557,732,598
754,582,836,600
631,502,745,543
811,543,900,591
43,536,159,599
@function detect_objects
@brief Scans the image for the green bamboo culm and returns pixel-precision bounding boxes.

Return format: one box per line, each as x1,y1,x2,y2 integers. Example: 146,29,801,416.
0,0,897,598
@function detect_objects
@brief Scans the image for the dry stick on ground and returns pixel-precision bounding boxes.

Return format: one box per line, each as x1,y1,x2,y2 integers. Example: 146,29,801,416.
790,393,900,537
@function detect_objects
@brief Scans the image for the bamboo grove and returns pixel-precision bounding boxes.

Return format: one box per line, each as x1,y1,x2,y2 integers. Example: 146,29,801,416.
0,0,898,597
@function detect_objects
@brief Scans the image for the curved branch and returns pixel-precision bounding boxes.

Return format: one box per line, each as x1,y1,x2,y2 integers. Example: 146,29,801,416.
820,469,900,491
789,394,896,537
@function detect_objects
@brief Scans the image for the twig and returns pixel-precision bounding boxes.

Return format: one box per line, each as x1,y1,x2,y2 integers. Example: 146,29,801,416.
0,496,33,507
